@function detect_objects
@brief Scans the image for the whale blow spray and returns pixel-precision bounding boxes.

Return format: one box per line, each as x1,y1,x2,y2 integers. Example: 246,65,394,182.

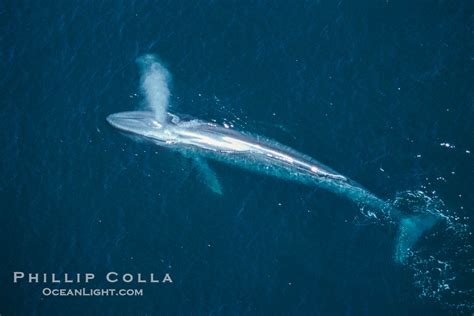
137,54,171,124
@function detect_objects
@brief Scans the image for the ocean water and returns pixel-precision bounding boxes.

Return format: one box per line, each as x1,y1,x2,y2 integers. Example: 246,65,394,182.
1,1,473,315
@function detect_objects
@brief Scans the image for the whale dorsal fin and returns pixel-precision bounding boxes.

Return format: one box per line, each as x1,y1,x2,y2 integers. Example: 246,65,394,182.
193,158,223,195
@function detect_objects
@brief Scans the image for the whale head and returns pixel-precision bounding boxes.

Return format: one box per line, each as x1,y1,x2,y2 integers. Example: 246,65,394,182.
107,111,177,143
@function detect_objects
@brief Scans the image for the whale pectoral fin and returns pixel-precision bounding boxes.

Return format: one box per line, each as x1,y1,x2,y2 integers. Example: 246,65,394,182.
193,158,223,195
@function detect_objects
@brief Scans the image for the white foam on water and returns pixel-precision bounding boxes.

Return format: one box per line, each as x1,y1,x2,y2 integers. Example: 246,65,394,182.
388,190,473,312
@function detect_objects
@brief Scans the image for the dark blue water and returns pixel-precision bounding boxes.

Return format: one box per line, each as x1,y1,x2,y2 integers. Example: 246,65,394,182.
1,1,473,315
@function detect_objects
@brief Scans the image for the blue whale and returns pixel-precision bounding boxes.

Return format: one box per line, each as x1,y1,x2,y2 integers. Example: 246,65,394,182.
107,110,438,263
107,55,439,263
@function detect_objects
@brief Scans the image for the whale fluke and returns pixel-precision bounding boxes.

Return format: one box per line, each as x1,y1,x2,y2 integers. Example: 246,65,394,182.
395,213,440,263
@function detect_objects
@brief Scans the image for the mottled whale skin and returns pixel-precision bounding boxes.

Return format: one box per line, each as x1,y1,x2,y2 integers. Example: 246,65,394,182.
107,111,388,210
107,110,440,263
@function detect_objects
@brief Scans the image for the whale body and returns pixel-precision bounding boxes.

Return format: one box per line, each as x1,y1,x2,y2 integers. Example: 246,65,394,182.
107,110,438,263
107,111,384,204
